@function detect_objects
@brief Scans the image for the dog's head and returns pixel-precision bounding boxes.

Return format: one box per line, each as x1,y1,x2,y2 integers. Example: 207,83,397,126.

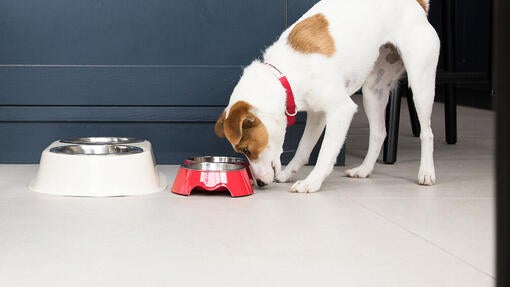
215,101,285,187
215,61,288,186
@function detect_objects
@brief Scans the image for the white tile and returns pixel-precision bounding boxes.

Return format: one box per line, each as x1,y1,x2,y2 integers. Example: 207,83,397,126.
352,198,495,277
0,182,494,287
0,99,496,287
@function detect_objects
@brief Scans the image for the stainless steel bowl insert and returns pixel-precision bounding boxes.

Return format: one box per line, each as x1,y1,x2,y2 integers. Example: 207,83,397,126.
50,145,143,155
60,137,144,145
188,156,246,164
183,162,244,171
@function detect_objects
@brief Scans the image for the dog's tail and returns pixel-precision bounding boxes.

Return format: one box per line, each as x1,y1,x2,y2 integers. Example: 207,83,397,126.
416,0,430,14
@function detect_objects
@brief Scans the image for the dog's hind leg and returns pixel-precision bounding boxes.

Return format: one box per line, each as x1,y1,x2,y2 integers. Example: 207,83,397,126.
346,44,405,178
395,22,440,185
276,111,326,183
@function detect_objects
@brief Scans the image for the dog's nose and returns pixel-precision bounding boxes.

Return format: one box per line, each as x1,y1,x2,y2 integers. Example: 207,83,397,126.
256,179,268,187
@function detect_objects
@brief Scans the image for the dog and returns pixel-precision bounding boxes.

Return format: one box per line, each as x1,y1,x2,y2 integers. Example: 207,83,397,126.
214,0,440,193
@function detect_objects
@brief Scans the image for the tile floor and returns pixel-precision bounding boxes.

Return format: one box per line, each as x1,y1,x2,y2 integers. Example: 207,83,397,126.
0,95,495,287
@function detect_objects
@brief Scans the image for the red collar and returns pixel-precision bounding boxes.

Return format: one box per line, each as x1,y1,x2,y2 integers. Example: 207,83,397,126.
265,63,297,127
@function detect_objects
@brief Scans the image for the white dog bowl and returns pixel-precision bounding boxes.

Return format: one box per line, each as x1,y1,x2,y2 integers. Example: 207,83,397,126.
29,138,167,197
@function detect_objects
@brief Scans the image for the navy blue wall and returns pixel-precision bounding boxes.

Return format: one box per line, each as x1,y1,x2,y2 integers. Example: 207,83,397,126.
1,0,345,164
1,0,490,164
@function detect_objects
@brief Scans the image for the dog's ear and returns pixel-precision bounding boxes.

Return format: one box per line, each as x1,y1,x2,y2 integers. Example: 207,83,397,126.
214,111,226,138
223,101,256,145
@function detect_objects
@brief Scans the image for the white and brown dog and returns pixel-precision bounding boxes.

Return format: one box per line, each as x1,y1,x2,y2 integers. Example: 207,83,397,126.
215,0,440,193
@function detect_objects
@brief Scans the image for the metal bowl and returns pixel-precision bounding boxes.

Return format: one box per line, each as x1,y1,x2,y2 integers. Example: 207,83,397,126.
60,137,144,145
186,156,246,165
183,162,245,171
50,145,143,155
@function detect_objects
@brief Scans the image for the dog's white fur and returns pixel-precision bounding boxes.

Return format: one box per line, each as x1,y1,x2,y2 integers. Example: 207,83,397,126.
221,0,440,192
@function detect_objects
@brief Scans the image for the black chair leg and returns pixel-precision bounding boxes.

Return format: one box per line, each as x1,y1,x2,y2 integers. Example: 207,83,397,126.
445,85,457,144
383,85,401,164
442,0,458,144
406,89,421,137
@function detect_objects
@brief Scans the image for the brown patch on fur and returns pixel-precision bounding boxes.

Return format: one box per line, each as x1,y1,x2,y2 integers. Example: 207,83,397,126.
214,111,226,138
216,101,268,160
288,14,336,57
383,43,401,64
417,0,429,13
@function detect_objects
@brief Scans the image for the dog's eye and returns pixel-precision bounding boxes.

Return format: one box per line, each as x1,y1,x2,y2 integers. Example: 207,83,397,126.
241,147,250,155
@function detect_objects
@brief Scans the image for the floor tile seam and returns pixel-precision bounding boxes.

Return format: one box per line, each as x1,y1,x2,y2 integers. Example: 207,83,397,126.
366,158,495,164
338,196,494,200
0,64,243,68
350,198,495,279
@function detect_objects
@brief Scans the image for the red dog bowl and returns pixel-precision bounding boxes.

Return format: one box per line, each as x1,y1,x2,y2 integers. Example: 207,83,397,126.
171,162,253,197
184,156,254,182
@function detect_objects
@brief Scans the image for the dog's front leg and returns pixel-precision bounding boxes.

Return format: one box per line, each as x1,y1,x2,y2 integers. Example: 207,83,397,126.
291,99,357,193
276,111,325,183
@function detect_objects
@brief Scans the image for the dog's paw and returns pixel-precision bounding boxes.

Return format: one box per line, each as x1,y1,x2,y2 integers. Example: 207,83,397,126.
275,168,295,183
345,165,372,178
417,168,436,186
290,179,322,193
